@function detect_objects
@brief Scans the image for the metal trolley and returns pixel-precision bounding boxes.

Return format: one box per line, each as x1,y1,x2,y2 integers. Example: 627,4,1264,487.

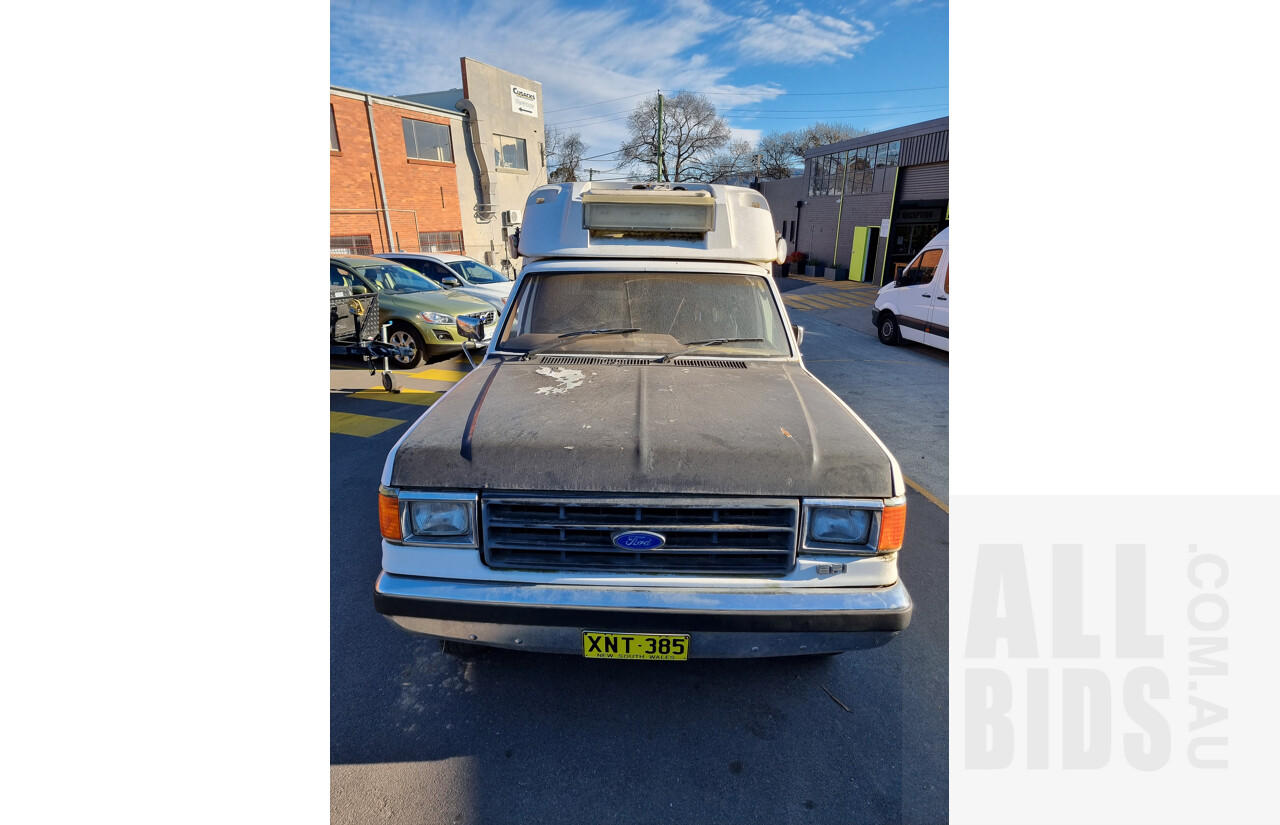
330,286,409,392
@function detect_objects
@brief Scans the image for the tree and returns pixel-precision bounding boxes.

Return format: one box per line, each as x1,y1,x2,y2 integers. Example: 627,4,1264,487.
688,139,756,183
754,122,872,179
618,91,731,182
545,127,587,182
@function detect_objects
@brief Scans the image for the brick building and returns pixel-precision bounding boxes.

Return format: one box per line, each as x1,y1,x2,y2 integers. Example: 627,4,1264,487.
330,88,465,260
759,117,948,285
330,58,545,276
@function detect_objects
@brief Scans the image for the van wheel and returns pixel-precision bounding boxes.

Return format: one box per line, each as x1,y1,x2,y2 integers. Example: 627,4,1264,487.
877,312,901,345
387,324,425,369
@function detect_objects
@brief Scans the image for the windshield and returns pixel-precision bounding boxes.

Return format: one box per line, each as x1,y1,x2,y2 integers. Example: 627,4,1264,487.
448,259,512,285
353,262,442,294
497,271,792,358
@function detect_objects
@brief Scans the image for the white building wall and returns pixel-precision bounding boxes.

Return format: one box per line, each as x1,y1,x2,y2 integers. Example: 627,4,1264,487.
402,58,545,275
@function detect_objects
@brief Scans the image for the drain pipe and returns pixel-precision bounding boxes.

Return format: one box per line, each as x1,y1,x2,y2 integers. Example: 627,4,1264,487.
365,95,397,251
456,98,498,219
795,199,806,253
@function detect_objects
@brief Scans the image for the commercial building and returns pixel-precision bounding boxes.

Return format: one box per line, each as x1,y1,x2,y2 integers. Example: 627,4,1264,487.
330,58,545,275
759,116,948,285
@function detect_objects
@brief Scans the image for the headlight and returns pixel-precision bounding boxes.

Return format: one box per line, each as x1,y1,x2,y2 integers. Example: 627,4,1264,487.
408,500,469,535
380,489,477,546
420,311,454,324
802,497,905,555
809,507,872,544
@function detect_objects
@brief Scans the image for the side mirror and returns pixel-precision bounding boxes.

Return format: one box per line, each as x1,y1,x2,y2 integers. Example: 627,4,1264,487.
351,285,368,295
775,237,788,265
792,324,804,346
441,276,460,288
456,315,486,343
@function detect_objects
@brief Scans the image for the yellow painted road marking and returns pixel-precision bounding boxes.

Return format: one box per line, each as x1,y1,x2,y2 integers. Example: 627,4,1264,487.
903,474,948,514
406,369,468,383
783,296,823,308
800,294,854,308
350,388,444,406
331,411,407,437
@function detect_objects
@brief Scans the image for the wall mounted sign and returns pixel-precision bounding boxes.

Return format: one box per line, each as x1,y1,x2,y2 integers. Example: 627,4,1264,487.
897,207,942,223
511,85,538,118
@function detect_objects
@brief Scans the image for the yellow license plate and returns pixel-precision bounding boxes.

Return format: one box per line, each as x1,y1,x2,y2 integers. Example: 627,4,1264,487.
582,632,690,660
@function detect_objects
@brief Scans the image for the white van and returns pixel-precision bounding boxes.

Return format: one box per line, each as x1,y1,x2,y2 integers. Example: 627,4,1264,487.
872,227,949,352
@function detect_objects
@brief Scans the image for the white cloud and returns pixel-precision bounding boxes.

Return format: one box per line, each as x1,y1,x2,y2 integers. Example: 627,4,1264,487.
735,8,879,65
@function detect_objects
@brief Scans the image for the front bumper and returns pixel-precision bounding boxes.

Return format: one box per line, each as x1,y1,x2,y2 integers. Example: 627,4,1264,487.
374,573,912,657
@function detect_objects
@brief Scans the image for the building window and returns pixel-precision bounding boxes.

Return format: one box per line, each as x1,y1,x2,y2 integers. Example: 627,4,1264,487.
808,151,846,197
418,231,464,253
330,105,340,152
809,139,903,197
493,134,528,170
331,235,373,256
403,118,453,163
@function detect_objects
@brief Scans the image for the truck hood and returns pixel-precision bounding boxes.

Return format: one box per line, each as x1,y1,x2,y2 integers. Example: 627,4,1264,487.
389,359,899,498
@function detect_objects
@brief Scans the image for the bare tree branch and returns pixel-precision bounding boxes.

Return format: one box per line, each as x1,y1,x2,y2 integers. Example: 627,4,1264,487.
754,122,872,179
546,126,588,182
618,92,731,182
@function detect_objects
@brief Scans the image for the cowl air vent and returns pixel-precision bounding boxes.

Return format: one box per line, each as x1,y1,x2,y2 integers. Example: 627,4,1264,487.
537,356,747,368
670,358,747,369
538,356,655,366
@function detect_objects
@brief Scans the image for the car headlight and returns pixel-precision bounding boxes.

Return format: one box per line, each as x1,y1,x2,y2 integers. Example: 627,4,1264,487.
408,500,469,536
379,489,477,547
420,311,455,324
809,507,872,544
802,497,905,555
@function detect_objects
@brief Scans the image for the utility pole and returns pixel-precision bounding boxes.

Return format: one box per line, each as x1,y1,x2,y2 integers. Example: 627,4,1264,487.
656,91,664,182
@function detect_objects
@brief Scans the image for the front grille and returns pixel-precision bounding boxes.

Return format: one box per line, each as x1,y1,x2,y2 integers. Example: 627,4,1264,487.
482,495,799,575
479,310,496,324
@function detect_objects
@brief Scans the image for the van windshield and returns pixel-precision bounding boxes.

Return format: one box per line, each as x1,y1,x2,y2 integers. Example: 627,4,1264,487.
497,271,792,358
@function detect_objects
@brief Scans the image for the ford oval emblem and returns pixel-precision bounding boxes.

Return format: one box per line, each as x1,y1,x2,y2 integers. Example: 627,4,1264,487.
612,530,667,550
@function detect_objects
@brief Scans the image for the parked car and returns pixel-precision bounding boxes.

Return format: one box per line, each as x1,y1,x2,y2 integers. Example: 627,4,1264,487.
330,255,497,368
375,252,515,310
872,227,949,351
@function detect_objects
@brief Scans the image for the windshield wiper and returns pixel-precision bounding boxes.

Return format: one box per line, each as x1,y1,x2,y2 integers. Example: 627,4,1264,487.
520,327,640,360
660,338,764,363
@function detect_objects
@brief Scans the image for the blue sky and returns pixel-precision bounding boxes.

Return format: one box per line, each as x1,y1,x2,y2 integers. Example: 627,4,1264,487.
331,0,948,168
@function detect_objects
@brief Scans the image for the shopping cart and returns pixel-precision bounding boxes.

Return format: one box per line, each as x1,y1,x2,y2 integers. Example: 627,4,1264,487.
330,286,409,392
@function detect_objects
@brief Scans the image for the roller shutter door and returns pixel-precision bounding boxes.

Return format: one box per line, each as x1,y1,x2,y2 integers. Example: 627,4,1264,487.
899,163,948,200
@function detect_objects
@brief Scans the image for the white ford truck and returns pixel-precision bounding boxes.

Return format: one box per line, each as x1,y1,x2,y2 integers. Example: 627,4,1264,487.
373,182,912,659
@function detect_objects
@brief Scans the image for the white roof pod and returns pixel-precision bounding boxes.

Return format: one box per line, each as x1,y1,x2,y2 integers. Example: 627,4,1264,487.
517,181,784,264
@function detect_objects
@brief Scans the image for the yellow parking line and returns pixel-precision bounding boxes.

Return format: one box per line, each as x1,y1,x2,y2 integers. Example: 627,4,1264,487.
783,296,824,309
350,389,444,406
778,295,819,309
801,294,855,308
330,411,407,437
902,474,948,514
406,369,468,383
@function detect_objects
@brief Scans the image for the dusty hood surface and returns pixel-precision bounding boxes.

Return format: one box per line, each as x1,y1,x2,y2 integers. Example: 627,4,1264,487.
389,359,897,498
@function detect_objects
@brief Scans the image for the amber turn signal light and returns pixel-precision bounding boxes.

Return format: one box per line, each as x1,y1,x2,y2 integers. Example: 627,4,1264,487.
877,503,906,552
379,491,402,540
